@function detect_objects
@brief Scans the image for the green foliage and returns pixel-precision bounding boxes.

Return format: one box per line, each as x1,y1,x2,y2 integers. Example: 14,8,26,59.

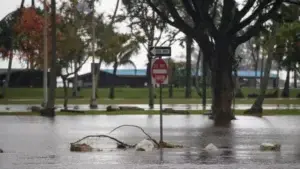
101,32,140,71
0,9,21,56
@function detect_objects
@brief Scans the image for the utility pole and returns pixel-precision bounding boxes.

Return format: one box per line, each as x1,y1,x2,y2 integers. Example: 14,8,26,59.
44,0,56,117
202,55,207,110
89,0,97,109
43,0,48,107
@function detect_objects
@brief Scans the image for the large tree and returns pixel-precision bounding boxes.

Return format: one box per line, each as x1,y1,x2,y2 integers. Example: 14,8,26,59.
121,0,180,108
145,0,297,124
102,33,140,99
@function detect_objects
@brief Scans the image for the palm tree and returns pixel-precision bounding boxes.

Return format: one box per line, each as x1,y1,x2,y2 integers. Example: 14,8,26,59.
0,7,21,98
104,34,140,99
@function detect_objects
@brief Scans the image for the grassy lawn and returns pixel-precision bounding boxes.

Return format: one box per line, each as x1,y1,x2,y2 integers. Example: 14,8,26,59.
1,109,300,116
1,98,300,105
3,87,300,99
0,87,299,105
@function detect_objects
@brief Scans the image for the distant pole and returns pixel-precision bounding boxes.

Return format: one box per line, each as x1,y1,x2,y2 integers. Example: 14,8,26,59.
159,56,163,146
43,0,48,107
202,56,207,110
90,0,97,108
159,82,163,144
45,0,56,117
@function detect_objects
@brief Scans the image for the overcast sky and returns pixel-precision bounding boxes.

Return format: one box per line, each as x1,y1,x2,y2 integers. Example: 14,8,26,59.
0,1,292,80
0,0,186,75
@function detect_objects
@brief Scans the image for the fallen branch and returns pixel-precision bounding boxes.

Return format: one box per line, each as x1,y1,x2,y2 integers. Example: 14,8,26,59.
71,134,136,148
108,124,160,147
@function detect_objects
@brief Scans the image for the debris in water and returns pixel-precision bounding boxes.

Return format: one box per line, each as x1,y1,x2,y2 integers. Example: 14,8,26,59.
260,143,281,151
159,141,183,148
135,139,155,151
70,124,184,152
70,143,94,152
0,148,3,153
204,143,219,153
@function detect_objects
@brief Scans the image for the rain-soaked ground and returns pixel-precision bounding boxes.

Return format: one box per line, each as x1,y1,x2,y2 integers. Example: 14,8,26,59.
1,104,300,112
1,115,300,169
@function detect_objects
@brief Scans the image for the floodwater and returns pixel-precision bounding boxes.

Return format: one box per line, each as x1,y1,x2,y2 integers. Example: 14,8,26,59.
1,104,300,112
1,115,300,169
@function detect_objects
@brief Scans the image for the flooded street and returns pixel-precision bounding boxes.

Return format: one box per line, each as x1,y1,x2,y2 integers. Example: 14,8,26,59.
1,104,300,112
1,115,300,168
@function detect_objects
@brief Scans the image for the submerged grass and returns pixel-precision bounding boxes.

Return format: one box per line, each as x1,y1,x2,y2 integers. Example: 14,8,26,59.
1,109,300,116
0,98,300,105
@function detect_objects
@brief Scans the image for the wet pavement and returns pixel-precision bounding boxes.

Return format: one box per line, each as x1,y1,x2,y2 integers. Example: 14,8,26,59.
1,115,300,168
1,104,300,112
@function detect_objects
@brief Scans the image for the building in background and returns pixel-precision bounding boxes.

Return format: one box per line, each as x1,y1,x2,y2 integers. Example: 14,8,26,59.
68,69,279,88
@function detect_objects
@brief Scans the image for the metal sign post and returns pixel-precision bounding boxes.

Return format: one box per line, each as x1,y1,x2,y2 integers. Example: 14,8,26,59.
151,56,169,146
150,46,171,147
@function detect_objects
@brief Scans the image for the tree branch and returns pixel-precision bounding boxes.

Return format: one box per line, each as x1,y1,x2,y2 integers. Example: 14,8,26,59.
145,0,176,27
182,0,198,24
159,30,181,46
108,124,159,147
231,0,283,34
154,28,164,46
284,0,300,5
192,0,218,37
234,0,256,23
219,0,236,32
71,134,136,148
234,0,283,45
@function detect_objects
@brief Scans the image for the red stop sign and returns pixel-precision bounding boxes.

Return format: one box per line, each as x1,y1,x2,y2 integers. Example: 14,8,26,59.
151,58,168,84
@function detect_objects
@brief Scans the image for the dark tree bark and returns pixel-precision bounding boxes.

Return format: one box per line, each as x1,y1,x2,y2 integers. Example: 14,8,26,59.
244,29,276,116
147,42,154,109
194,48,202,98
294,70,297,88
145,0,284,124
209,40,236,124
185,35,192,98
109,61,118,99
21,0,25,8
95,59,103,99
281,66,290,97
72,61,79,97
168,66,175,98
61,76,68,109
1,51,13,98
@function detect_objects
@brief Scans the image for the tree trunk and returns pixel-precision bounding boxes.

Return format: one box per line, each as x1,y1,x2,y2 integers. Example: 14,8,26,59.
72,61,79,97
281,66,290,97
168,66,175,98
294,70,297,88
245,40,274,116
109,61,118,99
234,70,244,98
194,48,202,97
20,0,25,8
62,76,68,109
202,50,207,109
276,65,280,97
95,59,102,99
1,51,13,98
45,0,57,117
147,43,154,109
185,36,192,98
254,60,258,88
259,39,264,89
209,41,235,124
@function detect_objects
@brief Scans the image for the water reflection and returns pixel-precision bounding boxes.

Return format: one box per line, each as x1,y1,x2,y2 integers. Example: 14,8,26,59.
1,115,300,168
1,104,300,112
